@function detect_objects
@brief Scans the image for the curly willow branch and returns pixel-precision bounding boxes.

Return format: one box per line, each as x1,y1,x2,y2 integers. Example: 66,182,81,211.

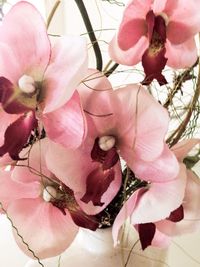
167,58,200,146
47,1,61,29
0,202,44,267
164,59,198,109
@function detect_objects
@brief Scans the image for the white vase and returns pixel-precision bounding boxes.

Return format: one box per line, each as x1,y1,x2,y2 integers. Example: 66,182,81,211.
25,226,168,267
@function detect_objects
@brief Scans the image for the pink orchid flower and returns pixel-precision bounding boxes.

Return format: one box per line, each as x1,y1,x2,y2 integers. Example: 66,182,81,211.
0,1,87,160
109,0,200,85
0,139,98,259
154,139,200,246
112,139,200,250
46,70,179,215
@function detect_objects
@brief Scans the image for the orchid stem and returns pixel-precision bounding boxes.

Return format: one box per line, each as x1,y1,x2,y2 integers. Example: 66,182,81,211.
105,62,119,77
74,0,103,71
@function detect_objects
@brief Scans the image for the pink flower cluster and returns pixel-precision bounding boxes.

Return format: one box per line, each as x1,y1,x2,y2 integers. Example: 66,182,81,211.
0,0,199,260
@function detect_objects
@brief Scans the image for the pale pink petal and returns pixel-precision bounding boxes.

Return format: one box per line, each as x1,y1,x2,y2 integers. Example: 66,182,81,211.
115,85,169,161
78,69,117,135
109,35,149,66
0,170,40,209
165,38,198,68
151,228,171,248
172,139,200,161
45,140,91,192
167,22,198,45
130,164,187,224
0,1,50,81
43,36,88,113
153,0,178,15
8,199,78,259
130,145,179,182
0,43,22,82
42,91,86,149
117,19,147,50
12,139,51,184
123,0,152,20
157,170,200,236
0,154,13,168
78,69,113,107
168,0,200,44
112,188,144,245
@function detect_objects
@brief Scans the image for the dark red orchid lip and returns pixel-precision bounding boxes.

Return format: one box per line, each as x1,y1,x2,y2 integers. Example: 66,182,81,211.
138,205,184,250
0,111,37,160
80,137,120,207
0,77,35,114
142,10,168,85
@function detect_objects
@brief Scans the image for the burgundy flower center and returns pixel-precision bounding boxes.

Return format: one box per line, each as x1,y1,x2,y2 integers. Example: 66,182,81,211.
42,182,75,215
80,136,120,207
142,10,168,85
147,10,167,56
91,136,119,170
42,181,99,230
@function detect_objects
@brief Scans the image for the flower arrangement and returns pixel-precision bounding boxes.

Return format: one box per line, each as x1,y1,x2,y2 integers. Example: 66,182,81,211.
0,0,200,266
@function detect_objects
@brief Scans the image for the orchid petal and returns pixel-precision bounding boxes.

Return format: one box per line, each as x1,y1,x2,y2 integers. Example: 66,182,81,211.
109,35,149,66
153,0,178,15
151,228,171,248
43,36,88,113
131,145,179,182
78,69,117,135
0,1,50,81
168,0,200,44
116,85,169,161
0,170,40,209
112,188,145,245
165,38,198,69
0,43,22,82
167,22,198,45
8,199,78,259
122,0,152,20
156,170,200,236
118,19,147,50
130,164,186,224
42,91,86,149
172,139,200,161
